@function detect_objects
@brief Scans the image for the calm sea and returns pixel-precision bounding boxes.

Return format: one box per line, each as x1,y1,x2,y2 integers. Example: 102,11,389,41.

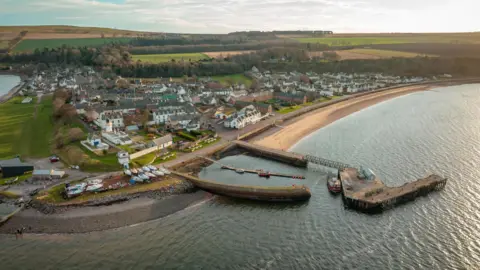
0,75,21,96
1,84,480,270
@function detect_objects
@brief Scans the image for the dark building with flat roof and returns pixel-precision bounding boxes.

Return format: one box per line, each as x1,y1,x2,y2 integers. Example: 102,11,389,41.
0,158,34,178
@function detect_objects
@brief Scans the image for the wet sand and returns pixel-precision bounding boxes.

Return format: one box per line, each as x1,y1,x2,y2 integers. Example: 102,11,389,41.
0,191,208,234
253,85,432,150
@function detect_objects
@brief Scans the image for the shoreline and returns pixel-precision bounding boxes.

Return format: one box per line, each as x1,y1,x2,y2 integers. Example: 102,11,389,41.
2,79,480,235
0,191,209,234
253,80,480,150
0,74,24,104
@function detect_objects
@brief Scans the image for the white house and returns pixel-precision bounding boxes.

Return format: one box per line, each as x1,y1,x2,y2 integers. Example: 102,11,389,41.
224,105,261,129
117,151,130,167
102,131,133,145
94,111,125,129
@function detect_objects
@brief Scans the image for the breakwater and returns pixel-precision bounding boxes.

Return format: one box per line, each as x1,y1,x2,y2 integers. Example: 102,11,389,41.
200,140,448,211
339,168,447,213
172,171,311,202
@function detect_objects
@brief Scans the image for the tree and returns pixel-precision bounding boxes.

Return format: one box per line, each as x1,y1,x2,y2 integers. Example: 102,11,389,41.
250,79,259,91
66,128,85,143
59,104,77,122
141,109,150,129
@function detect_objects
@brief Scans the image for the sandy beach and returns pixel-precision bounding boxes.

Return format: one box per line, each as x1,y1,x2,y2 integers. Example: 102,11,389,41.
254,84,433,150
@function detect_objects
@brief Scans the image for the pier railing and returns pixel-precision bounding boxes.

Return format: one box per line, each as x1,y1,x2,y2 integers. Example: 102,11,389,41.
302,154,354,170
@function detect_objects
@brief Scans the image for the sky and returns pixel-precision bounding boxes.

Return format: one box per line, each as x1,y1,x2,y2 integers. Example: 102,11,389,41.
0,0,477,33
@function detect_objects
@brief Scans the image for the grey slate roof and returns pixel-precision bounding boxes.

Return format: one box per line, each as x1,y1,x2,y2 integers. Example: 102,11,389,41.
152,134,173,146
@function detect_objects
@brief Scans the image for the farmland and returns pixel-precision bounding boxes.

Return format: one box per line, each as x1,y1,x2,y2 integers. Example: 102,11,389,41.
368,43,480,58
12,37,133,52
0,41,8,49
347,49,432,58
132,53,209,63
308,49,431,61
0,25,156,36
295,33,480,46
203,50,255,58
0,97,37,159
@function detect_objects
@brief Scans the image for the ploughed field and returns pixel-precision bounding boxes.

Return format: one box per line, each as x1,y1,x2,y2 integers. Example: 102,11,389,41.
308,49,433,61
131,53,210,63
367,43,480,58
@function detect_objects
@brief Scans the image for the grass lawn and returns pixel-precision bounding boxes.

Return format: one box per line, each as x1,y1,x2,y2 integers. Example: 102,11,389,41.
58,142,123,173
37,178,182,204
12,37,133,52
209,74,253,87
132,151,177,167
0,172,32,186
277,96,344,114
0,97,37,159
132,53,209,63
348,48,433,58
15,95,55,158
278,105,302,114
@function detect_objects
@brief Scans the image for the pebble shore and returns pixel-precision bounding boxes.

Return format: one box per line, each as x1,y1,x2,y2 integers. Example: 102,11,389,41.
0,181,209,234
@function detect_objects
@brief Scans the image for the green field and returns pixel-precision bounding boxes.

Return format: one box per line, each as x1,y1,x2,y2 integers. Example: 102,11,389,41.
295,34,480,46
0,97,37,159
349,48,434,58
210,74,253,87
13,37,133,52
15,96,55,158
132,53,209,63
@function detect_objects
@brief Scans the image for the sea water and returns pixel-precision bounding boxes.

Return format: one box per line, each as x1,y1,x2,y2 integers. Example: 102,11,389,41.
1,84,480,269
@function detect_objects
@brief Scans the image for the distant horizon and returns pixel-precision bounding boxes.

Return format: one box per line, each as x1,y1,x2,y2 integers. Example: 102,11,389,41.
1,0,478,34
0,24,478,35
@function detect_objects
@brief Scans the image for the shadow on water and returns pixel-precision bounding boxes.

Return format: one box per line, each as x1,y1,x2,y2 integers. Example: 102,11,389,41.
212,195,310,210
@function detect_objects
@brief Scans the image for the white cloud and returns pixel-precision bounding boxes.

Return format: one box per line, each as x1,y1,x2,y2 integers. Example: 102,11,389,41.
0,0,478,33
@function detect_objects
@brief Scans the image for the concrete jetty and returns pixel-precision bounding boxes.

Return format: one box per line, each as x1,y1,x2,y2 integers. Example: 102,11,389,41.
234,140,307,167
339,168,447,212
172,171,311,202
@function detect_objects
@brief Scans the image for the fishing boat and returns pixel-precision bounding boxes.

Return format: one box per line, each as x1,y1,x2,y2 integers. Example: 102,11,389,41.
148,165,157,171
87,179,102,185
145,172,155,179
137,168,144,173
138,174,149,181
86,183,103,192
258,171,270,178
153,170,164,176
124,169,132,176
160,167,171,175
235,169,245,174
142,166,151,172
131,168,138,174
327,177,342,194
133,176,143,183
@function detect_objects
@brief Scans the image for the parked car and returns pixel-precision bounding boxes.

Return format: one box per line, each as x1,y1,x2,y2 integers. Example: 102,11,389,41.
49,156,60,163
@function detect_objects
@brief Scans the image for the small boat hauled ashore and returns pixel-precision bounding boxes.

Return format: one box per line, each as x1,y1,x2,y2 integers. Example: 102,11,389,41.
327,177,342,194
258,171,270,178
235,169,245,174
